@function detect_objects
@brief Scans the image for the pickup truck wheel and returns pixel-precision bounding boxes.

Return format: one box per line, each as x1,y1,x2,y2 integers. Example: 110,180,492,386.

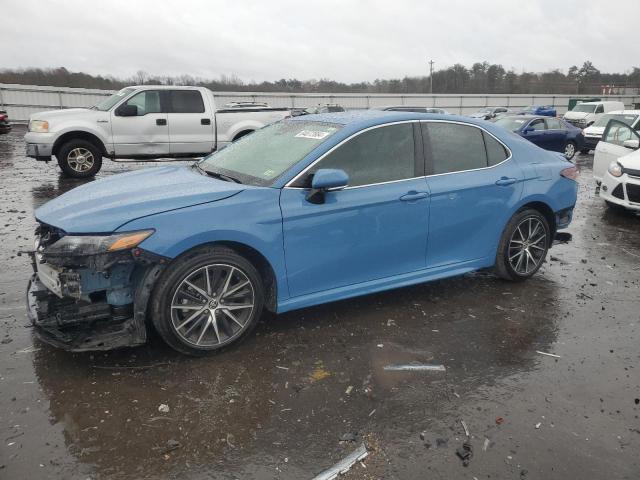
150,246,264,356
57,140,102,178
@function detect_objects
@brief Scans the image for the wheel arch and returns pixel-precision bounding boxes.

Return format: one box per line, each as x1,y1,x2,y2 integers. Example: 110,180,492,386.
232,129,255,141
164,240,278,312
52,130,108,158
515,200,556,245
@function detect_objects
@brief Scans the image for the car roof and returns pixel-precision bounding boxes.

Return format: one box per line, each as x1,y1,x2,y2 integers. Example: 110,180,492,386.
498,114,546,120
607,110,640,115
290,109,470,129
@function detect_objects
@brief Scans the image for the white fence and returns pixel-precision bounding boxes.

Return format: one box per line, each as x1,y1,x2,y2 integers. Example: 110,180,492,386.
2,83,640,122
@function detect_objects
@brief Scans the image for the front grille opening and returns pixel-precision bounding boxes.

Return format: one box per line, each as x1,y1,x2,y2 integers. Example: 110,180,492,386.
611,184,624,199
626,183,640,203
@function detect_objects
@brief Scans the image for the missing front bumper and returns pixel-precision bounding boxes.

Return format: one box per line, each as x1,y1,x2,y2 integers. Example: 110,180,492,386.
27,274,147,352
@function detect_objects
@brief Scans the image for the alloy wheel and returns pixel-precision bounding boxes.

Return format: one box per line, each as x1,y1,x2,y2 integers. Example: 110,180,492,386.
508,217,547,275
564,142,575,159
170,264,255,347
67,147,95,172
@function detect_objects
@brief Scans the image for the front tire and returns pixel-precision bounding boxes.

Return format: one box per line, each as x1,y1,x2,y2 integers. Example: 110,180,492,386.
57,139,103,178
564,140,577,160
150,246,264,356
495,209,550,281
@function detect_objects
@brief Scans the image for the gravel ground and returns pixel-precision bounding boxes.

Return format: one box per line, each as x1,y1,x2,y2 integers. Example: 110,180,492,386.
0,125,639,479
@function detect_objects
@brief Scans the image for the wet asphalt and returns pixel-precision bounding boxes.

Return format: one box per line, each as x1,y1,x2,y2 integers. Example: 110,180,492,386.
0,125,639,479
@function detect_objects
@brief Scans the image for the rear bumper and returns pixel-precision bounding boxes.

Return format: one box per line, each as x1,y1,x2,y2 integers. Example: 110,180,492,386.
584,136,600,150
27,273,147,352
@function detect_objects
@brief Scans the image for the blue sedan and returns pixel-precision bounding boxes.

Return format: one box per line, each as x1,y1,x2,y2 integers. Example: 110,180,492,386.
27,111,578,355
495,115,585,160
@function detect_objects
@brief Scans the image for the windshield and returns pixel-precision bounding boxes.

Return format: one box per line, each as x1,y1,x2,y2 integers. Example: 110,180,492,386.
571,104,597,113
92,88,135,111
592,113,638,128
522,106,537,112
198,121,342,186
495,116,528,132
477,108,493,113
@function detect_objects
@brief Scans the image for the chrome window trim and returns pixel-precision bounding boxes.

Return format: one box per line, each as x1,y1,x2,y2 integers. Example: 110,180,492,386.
283,119,513,190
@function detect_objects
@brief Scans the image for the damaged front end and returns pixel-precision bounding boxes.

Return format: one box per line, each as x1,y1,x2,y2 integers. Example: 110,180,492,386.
26,223,167,352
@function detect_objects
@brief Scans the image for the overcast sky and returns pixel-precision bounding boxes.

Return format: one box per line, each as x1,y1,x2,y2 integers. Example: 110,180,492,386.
2,0,638,83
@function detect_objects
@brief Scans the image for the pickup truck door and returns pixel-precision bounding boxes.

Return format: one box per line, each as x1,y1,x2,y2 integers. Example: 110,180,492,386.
110,89,169,156
167,90,214,155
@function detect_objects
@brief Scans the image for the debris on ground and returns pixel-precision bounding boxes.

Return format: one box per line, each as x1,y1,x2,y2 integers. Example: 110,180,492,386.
535,422,542,429
460,420,470,437
383,363,446,372
309,367,331,382
161,439,181,453
456,440,473,467
483,438,490,451
312,443,368,480
496,417,505,425
339,432,357,443
157,404,170,413
345,385,353,395
536,351,561,358
435,438,448,447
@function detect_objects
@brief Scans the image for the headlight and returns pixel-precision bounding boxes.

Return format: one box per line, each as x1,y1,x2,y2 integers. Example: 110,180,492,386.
608,161,623,178
29,120,49,133
44,230,154,256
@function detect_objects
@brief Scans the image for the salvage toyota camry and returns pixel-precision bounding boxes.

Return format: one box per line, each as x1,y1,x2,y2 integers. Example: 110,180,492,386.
27,111,578,355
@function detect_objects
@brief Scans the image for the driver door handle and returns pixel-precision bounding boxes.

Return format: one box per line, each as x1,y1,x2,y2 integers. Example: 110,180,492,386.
400,191,429,202
495,177,517,186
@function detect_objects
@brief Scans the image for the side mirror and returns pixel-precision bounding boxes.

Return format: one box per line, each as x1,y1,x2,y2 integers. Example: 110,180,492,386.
306,169,349,204
623,139,640,150
523,127,534,134
116,104,138,117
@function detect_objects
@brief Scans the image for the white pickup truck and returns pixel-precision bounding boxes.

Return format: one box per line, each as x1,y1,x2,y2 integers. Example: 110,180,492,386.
25,85,291,177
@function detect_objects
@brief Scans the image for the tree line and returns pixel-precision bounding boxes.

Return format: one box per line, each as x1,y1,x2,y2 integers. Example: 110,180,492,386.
1,62,639,94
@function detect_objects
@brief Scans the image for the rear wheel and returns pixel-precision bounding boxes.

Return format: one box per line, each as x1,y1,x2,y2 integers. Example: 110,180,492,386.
563,140,576,160
57,139,102,177
495,209,550,281
150,246,264,356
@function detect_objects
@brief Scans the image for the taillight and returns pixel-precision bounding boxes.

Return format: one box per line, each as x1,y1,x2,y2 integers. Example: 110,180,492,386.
561,165,579,181
0,114,6,121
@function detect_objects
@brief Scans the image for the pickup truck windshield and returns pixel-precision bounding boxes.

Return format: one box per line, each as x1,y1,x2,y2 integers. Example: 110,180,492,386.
199,121,342,186
92,88,136,111
571,104,597,113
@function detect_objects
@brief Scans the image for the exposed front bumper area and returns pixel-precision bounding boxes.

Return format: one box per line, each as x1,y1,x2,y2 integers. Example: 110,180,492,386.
583,136,600,150
555,206,575,229
27,273,147,352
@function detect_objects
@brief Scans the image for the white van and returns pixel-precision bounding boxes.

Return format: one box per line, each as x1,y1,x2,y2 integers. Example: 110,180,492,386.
563,101,625,129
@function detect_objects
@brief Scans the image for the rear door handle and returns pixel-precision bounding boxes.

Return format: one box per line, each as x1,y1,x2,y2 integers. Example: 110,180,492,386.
156,118,167,126
495,177,517,186
201,118,211,125
400,191,429,202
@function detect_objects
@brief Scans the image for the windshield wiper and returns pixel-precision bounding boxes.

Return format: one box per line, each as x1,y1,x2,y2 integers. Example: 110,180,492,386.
194,164,242,183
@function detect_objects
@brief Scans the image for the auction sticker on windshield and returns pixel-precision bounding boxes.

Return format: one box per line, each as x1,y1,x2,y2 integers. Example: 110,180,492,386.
295,130,332,140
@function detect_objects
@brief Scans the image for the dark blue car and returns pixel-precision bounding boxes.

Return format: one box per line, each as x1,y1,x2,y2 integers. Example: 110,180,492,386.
27,111,578,355
494,115,585,160
517,105,557,117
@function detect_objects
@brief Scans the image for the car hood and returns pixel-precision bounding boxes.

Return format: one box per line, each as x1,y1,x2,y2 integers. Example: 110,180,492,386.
36,166,245,233
583,126,605,136
564,111,590,120
30,108,98,121
619,149,640,169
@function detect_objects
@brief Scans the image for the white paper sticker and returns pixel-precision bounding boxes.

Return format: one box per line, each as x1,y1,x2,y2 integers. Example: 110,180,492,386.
295,130,330,140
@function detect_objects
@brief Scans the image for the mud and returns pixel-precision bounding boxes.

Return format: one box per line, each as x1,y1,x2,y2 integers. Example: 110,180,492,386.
1,125,639,479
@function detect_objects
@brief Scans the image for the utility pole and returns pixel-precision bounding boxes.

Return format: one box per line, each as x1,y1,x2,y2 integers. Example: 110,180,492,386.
428,59,435,94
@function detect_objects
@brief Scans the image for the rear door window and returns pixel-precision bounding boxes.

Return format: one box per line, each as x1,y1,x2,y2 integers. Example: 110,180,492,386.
546,118,563,130
169,90,205,113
